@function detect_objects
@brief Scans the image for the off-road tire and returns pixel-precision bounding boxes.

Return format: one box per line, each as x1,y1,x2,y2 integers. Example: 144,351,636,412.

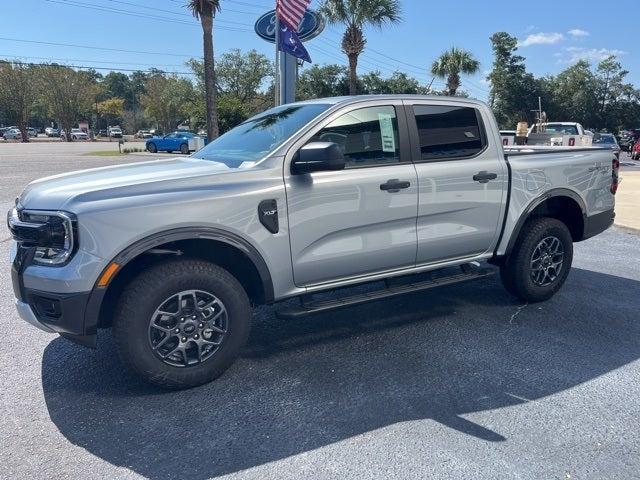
112,259,251,389
500,217,573,302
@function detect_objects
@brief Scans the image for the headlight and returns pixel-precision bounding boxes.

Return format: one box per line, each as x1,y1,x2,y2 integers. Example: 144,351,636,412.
7,208,77,266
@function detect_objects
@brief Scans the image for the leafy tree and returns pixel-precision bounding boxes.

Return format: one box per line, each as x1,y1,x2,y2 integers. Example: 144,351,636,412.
487,32,539,128
188,49,272,103
216,49,272,102
547,61,600,127
320,0,401,95
0,61,39,142
431,47,480,96
97,97,125,128
39,65,97,141
188,0,221,140
297,64,349,99
595,56,629,131
101,72,132,105
140,73,195,133
361,70,424,94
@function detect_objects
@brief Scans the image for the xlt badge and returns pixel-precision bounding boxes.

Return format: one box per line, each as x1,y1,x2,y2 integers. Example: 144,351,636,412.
258,199,279,234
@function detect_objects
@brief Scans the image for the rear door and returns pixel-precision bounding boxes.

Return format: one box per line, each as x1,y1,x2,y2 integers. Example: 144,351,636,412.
405,101,508,265
285,101,419,287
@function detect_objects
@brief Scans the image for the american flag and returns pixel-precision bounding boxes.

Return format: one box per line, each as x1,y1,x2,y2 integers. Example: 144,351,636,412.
276,0,311,30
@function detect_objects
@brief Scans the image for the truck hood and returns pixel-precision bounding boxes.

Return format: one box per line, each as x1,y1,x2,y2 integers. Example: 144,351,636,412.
19,157,234,210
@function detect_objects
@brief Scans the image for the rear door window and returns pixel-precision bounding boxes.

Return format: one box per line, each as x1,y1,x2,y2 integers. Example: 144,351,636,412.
412,105,485,160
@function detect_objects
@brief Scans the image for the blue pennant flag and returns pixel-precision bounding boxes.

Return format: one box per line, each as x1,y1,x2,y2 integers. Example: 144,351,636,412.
278,22,312,63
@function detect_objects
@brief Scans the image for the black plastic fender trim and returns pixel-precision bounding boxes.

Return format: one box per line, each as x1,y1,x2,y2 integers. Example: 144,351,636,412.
83,227,276,341
499,188,587,261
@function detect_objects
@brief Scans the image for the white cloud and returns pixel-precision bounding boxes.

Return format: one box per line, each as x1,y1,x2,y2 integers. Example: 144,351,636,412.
518,32,564,47
568,28,590,38
556,47,627,64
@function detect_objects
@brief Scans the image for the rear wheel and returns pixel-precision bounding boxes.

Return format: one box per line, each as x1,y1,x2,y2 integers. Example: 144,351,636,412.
180,143,189,154
500,217,573,302
112,259,251,389
147,142,157,153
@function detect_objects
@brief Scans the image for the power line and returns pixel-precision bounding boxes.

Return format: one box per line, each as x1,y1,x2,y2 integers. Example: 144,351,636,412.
0,36,194,57
44,0,253,31
0,54,188,68
7,60,196,76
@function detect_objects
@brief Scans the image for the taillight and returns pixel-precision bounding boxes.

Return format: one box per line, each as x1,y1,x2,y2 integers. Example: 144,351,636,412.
611,157,620,194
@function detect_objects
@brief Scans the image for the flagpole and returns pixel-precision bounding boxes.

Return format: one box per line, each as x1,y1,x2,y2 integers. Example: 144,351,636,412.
274,12,280,107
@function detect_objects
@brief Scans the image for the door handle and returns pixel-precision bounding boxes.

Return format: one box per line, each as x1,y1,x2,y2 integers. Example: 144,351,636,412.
380,179,411,192
473,171,498,183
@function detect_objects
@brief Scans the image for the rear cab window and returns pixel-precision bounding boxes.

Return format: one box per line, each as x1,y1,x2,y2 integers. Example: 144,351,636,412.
411,104,486,161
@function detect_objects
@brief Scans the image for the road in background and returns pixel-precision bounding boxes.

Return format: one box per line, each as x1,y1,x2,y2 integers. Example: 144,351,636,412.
1,143,639,479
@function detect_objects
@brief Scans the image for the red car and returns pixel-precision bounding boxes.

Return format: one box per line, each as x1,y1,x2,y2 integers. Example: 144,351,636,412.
632,140,640,160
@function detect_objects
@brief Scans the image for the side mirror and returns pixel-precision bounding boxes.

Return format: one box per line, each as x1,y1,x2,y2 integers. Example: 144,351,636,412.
292,142,345,174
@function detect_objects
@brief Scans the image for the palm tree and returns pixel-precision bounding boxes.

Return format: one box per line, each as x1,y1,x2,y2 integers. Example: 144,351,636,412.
321,0,401,95
431,47,480,96
188,0,220,139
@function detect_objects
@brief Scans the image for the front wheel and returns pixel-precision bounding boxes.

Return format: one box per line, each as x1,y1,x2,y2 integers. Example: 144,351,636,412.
112,259,251,389
146,142,157,153
500,217,573,302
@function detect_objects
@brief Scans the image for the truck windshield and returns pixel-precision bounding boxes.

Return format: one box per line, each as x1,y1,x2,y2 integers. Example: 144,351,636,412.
544,124,579,135
193,103,331,167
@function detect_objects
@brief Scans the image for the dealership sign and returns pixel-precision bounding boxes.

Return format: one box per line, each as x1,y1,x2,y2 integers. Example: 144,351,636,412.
254,9,324,43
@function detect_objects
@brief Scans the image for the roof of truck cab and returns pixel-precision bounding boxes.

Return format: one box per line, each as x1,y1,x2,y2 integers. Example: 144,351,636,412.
291,95,488,107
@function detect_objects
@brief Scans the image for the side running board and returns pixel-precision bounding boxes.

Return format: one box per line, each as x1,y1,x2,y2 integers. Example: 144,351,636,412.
276,264,494,320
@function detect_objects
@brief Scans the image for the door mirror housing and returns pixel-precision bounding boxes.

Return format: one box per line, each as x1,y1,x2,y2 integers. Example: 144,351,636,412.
292,142,345,174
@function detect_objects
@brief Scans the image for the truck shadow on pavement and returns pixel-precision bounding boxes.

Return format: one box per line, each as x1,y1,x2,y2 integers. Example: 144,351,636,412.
41,267,640,479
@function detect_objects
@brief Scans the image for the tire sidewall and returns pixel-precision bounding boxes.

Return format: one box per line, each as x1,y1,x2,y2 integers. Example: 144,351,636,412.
113,261,251,388
507,218,573,302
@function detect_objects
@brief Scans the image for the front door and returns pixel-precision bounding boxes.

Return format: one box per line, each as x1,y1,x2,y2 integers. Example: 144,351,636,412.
285,103,419,287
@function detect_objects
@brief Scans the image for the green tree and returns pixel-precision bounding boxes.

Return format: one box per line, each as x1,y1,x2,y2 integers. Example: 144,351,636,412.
188,0,221,140
97,97,125,129
431,47,480,96
595,56,629,131
361,70,424,94
320,0,401,95
487,32,539,128
0,61,39,142
216,49,272,102
140,73,195,133
297,64,350,99
39,65,97,141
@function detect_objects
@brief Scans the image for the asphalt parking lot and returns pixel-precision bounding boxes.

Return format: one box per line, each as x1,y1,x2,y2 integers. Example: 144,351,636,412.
1,143,639,479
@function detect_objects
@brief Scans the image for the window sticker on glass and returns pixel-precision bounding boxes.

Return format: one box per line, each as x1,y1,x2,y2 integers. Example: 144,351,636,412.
378,113,396,153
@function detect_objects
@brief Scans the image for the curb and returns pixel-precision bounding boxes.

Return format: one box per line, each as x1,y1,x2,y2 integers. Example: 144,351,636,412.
614,223,640,235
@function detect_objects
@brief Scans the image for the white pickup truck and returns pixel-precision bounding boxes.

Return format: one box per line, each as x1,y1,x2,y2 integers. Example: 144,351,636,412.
528,122,593,147
9,95,619,388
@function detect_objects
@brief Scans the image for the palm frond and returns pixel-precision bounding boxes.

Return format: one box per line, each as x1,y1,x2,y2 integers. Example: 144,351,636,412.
187,0,221,19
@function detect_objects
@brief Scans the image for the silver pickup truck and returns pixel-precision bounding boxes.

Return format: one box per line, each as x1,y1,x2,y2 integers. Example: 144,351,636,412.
8,95,618,388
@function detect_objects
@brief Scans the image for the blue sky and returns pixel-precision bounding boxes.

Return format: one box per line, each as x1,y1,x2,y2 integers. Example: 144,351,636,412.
1,0,638,102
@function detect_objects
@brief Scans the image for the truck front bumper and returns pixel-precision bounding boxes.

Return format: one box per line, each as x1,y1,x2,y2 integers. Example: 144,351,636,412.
12,244,99,348
15,298,54,333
